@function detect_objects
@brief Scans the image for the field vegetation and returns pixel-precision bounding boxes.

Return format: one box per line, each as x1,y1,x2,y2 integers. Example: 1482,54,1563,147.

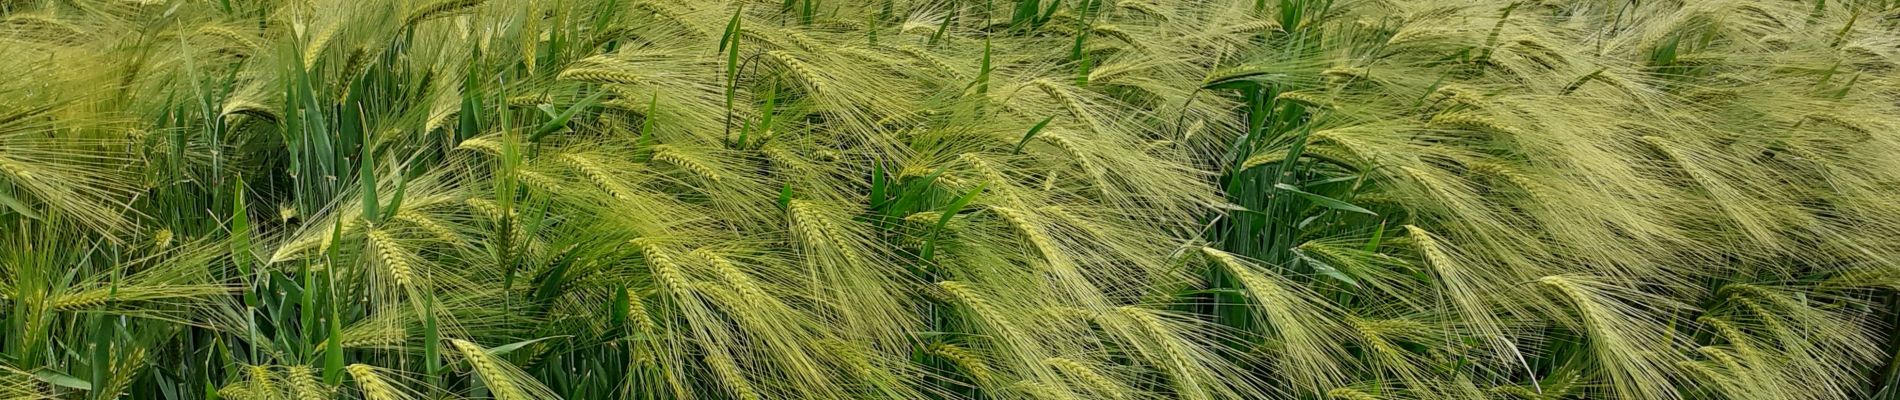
4,0,1900,399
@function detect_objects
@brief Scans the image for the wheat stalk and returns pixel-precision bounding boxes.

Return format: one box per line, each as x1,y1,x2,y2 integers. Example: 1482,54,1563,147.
931,344,995,384
561,153,639,200
404,0,484,27
1043,357,1126,399
938,281,1031,342
246,365,277,397
766,51,828,96
648,145,725,183
367,229,417,288
345,364,411,400
558,67,647,85
692,249,768,304
630,1,711,38
284,365,329,400
1327,388,1380,400
704,352,763,400
393,212,461,242
450,339,530,400
302,22,338,70
196,26,260,52
1032,79,1091,125
892,45,963,78
622,287,658,332
633,239,691,295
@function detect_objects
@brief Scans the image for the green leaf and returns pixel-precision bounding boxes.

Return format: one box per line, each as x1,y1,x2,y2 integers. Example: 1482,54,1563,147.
611,286,631,329
1201,67,1280,90
975,39,992,96
1365,220,1386,252
533,248,578,304
487,336,569,356
359,137,380,224
0,187,40,220
233,179,259,317
1274,183,1376,216
1011,116,1055,155
921,183,985,260
722,5,745,112
778,182,794,211
935,183,986,232
1037,0,1063,24
929,3,955,44
33,370,92,391
381,169,409,222
325,313,344,384
530,90,610,143
1293,247,1360,287
1011,0,1041,29
870,164,887,207
719,5,744,55
422,296,442,387
638,94,659,154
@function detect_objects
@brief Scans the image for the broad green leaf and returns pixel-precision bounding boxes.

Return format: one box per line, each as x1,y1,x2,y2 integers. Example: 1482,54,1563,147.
530,90,610,142
1274,183,1376,216
921,183,985,260
0,188,39,220
33,370,91,391
487,336,570,356
1012,116,1055,155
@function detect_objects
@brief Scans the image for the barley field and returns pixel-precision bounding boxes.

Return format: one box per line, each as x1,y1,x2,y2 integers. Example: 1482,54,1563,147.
3,0,1900,399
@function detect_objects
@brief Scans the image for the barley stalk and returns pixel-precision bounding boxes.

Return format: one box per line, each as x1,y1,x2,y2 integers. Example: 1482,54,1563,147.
1091,25,1147,52
1697,346,1746,371
1351,319,1407,361
558,67,647,85
302,22,338,70
404,0,484,27
247,365,277,397
766,51,828,95
197,26,260,51
1321,66,1368,81
1328,388,1380,400
218,385,261,400
623,287,657,332
938,281,1030,342
892,45,962,78
630,1,711,37
1275,91,1334,108
1468,162,1553,200
285,365,329,400
1429,112,1518,135
649,145,725,183
394,213,461,242
1031,79,1090,125
340,329,405,349
561,153,639,200
704,352,762,400
931,344,995,384
367,229,417,288
458,137,504,155
0,158,34,181
1043,357,1125,399
692,249,767,305
450,339,528,400
346,364,407,400
633,239,691,295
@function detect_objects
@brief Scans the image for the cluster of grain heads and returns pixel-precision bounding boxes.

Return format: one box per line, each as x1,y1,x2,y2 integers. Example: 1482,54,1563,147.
5,0,1900,399
449,339,559,400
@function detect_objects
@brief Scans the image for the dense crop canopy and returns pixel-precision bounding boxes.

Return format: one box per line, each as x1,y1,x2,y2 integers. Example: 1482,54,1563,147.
4,0,1900,399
